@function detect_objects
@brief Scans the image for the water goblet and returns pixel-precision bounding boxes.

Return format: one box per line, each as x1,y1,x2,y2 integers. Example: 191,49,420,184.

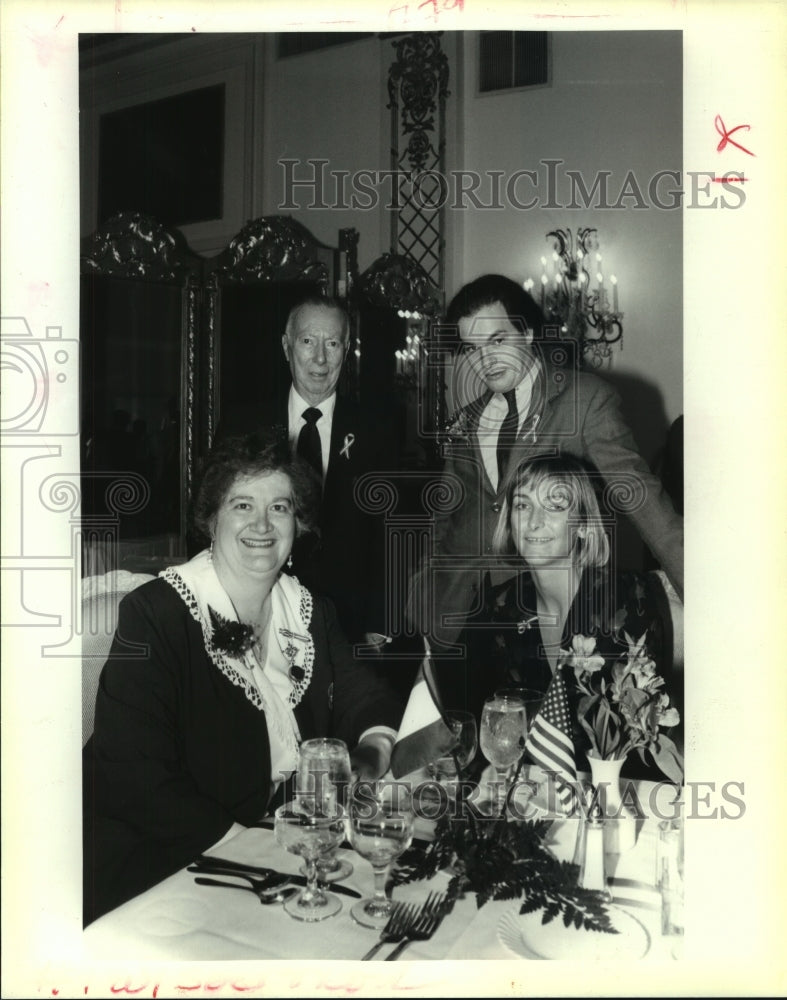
273,798,346,922
296,737,354,882
427,710,478,796
348,780,414,928
479,693,529,816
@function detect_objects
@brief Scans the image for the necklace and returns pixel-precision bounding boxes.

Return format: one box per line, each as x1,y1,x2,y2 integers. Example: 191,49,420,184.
248,596,273,665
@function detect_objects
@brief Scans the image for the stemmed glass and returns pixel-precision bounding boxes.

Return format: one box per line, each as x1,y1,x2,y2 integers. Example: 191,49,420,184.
296,737,354,882
427,710,478,794
273,798,346,921
479,693,529,816
347,780,414,928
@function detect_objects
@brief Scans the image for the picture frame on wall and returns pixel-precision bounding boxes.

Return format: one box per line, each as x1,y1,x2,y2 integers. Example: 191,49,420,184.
97,82,225,229
79,33,258,255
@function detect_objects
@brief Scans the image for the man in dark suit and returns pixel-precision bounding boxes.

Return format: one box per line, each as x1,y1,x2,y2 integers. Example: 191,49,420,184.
218,295,393,649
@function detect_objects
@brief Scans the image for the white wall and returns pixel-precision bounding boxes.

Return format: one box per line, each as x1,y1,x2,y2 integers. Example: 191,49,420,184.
260,34,388,271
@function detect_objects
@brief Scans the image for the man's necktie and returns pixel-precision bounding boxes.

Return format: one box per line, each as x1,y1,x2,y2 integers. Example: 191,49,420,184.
496,389,519,488
297,407,323,479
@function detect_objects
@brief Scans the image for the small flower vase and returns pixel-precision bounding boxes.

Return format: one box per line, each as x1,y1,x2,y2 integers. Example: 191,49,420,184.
587,753,638,854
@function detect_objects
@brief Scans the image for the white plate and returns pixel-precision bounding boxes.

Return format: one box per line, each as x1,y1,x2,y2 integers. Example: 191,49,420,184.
497,904,650,961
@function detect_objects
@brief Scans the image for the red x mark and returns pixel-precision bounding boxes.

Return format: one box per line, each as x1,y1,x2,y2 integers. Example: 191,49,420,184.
715,115,755,157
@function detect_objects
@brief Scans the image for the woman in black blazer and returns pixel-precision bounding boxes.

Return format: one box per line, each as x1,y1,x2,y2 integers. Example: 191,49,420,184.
83,430,402,924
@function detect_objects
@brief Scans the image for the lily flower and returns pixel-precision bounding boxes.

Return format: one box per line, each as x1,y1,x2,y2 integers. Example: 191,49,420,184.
563,634,606,675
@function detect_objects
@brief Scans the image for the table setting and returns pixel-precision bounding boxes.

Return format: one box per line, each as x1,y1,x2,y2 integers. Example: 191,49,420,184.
83,676,684,963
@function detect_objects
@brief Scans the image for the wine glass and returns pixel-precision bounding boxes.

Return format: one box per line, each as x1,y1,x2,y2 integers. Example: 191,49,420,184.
347,780,414,928
427,710,478,794
296,737,354,882
493,688,544,813
493,687,543,724
479,693,528,816
273,798,346,921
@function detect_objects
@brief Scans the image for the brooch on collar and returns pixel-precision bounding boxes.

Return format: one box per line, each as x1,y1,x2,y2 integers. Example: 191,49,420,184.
279,627,310,683
517,615,539,634
208,606,257,658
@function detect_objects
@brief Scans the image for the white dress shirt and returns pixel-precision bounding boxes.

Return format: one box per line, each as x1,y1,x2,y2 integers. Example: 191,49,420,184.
288,386,337,476
476,365,537,492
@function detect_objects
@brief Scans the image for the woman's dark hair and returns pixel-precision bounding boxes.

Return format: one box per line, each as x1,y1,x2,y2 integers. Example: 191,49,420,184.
192,428,321,542
445,273,545,342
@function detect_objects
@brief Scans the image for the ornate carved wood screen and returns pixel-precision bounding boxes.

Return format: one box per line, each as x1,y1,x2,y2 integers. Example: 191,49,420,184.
79,212,357,575
80,213,201,574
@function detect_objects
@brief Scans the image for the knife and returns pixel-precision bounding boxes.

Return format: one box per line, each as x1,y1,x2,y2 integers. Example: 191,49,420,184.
189,860,362,899
195,854,277,876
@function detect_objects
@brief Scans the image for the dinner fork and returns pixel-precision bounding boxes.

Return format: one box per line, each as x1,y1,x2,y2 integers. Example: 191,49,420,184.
384,892,448,961
360,901,417,961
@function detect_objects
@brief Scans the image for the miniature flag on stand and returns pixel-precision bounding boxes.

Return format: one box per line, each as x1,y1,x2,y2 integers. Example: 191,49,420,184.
524,667,577,811
390,640,457,779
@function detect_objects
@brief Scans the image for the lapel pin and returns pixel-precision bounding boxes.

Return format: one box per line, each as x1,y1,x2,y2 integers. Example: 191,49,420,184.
340,433,355,459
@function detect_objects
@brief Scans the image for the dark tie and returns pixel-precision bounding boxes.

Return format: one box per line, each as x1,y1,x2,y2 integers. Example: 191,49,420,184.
496,390,519,487
297,407,323,478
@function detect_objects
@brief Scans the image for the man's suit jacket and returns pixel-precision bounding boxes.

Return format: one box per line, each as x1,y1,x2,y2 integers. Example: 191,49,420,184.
425,357,684,645
218,391,395,641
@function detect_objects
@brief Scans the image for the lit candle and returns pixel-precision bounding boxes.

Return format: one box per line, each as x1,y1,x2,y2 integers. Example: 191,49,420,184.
610,274,619,313
540,273,548,311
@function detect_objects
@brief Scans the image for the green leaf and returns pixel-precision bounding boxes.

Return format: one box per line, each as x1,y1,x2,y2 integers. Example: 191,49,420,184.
650,733,685,784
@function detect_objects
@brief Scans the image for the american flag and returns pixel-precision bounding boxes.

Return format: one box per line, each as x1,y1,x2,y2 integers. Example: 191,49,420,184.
524,668,577,812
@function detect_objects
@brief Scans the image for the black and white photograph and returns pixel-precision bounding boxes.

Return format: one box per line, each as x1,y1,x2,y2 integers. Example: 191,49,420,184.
1,2,785,997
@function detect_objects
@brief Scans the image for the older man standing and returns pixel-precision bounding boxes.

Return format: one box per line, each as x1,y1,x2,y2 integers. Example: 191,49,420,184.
218,295,394,648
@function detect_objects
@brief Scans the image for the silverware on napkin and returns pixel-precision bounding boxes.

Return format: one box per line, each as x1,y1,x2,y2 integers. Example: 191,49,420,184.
188,861,362,899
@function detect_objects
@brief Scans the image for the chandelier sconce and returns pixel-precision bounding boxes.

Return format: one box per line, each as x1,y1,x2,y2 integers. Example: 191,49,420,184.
357,251,441,390
394,311,424,384
525,228,623,369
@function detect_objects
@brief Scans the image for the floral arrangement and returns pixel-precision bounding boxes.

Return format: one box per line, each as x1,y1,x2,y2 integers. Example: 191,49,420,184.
208,606,257,658
563,630,683,784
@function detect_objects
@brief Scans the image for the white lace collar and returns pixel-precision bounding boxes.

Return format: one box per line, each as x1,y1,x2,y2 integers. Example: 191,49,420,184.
161,550,315,713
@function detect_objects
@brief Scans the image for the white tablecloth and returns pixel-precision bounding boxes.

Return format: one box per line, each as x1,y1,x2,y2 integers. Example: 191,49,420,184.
83,778,678,963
